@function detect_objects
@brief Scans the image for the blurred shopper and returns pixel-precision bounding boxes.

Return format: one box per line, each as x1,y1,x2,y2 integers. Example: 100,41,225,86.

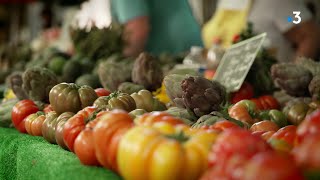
202,0,320,62
110,0,203,57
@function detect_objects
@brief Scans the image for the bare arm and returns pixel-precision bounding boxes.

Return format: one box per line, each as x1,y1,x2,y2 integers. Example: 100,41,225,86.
284,19,320,61
123,16,150,57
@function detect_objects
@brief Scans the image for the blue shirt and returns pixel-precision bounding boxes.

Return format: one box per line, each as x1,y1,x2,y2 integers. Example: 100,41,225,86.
111,0,203,55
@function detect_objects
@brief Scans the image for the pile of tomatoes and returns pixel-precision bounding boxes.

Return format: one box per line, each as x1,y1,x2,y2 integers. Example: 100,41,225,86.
8,85,320,180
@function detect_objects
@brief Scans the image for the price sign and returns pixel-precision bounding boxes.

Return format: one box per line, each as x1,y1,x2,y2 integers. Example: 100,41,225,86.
214,33,266,92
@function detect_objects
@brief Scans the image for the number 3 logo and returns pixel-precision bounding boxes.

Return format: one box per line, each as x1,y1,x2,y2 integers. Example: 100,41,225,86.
293,11,301,24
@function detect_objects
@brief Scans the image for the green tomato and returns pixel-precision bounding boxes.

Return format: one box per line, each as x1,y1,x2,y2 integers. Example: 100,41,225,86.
49,83,98,114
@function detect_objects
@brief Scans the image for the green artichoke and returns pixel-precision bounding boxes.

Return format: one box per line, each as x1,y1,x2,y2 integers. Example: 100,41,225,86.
296,57,320,76
309,75,320,101
165,107,198,123
132,52,163,91
163,74,187,108
98,56,134,91
271,63,312,97
22,67,59,103
118,82,145,94
6,72,28,100
181,76,226,117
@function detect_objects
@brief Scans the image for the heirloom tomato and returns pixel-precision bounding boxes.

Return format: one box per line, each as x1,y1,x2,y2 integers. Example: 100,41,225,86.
228,100,258,125
230,82,254,104
93,110,134,172
12,99,39,133
94,88,111,97
117,126,217,180
63,106,97,152
42,111,59,143
297,109,320,142
24,111,46,136
250,95,279,110
55,112,75,149
250,120,279,132
268,125,298,153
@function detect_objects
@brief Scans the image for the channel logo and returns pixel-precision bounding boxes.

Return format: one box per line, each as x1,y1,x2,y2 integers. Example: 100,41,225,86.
287,11,302,24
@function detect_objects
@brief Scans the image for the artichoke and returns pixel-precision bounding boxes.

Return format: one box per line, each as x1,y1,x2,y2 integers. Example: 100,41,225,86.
271,63,312,97
132,52,163,91
22,67,59,103
98,56,134,91
165,107,198,123
181,76,226,117
118,82,145,94
6,72,28,100
309,75,320,101
191,114,225,128
163,74,187,108
296,57,320,76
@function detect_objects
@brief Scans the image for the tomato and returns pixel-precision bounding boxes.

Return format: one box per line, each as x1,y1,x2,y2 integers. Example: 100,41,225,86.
231,82,254,104
117,126,217,180
11,99,39,133
239,151,304,180
202,120,240,132
250,95,280,111
250,120,279,132
208,128,271,169
268,125,298,153
43,104,54,114
94,88,111,97
135,111,186,127
93,92,136,112
74,117,102,166
24,111,46,136
49,83,98,114
261,131,276,141
63,106,97,152
200,166,232,180
228,100,258,125
283,99,310,125
42,111,59,143
297,109,320,142
131,89,166,112
293,134,320,172
93,110,134,172
55,112,75,149
259,110,288,128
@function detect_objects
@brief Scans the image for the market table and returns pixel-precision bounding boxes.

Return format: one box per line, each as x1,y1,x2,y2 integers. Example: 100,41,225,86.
0,127,121,180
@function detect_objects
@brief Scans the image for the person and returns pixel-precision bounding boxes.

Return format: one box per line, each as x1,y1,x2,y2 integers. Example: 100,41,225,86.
110,0,203,57
202,0,320,62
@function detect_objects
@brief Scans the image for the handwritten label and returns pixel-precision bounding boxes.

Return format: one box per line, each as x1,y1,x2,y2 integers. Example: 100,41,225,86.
214,33,266,92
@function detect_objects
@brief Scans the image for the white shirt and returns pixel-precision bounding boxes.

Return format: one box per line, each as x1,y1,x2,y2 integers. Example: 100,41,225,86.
248,0,312,62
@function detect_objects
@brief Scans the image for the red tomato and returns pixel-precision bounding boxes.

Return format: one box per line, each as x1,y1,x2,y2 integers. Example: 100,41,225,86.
204,120,240,132
208,128,271,169
239,151,304,180
297,109,320,142
43,104,54,114
250,120,279,132
250,95,280,110
231,82,254,104
11,100,39,133
94,88,111,97
228,100,258,125
200,166,232,180
74,117,101,166
293,134,320,170
63,106,97,152
270,125,297,146
93,110,134,173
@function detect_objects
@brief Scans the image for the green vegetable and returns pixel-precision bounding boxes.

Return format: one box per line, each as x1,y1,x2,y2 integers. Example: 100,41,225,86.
283,98,312,125
259,110,288,128
132,52,163,91
22,67,59,103
309,75,320,101
165,107,198,122
0,98,19,127
191,114,224,128
61,60,83,83
118,82,144,95
129,109,147,119
271,63,312,97
98,55,134,91
75,74,101,89
163,74,188,108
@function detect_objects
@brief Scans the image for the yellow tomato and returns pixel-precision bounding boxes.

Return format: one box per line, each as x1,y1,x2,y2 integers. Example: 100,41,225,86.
117,126,218,180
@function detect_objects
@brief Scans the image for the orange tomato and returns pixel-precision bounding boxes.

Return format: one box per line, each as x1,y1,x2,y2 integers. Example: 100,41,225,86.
250,120,279,132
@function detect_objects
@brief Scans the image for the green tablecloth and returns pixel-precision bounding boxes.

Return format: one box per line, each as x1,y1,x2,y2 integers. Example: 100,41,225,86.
0,127,121,180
